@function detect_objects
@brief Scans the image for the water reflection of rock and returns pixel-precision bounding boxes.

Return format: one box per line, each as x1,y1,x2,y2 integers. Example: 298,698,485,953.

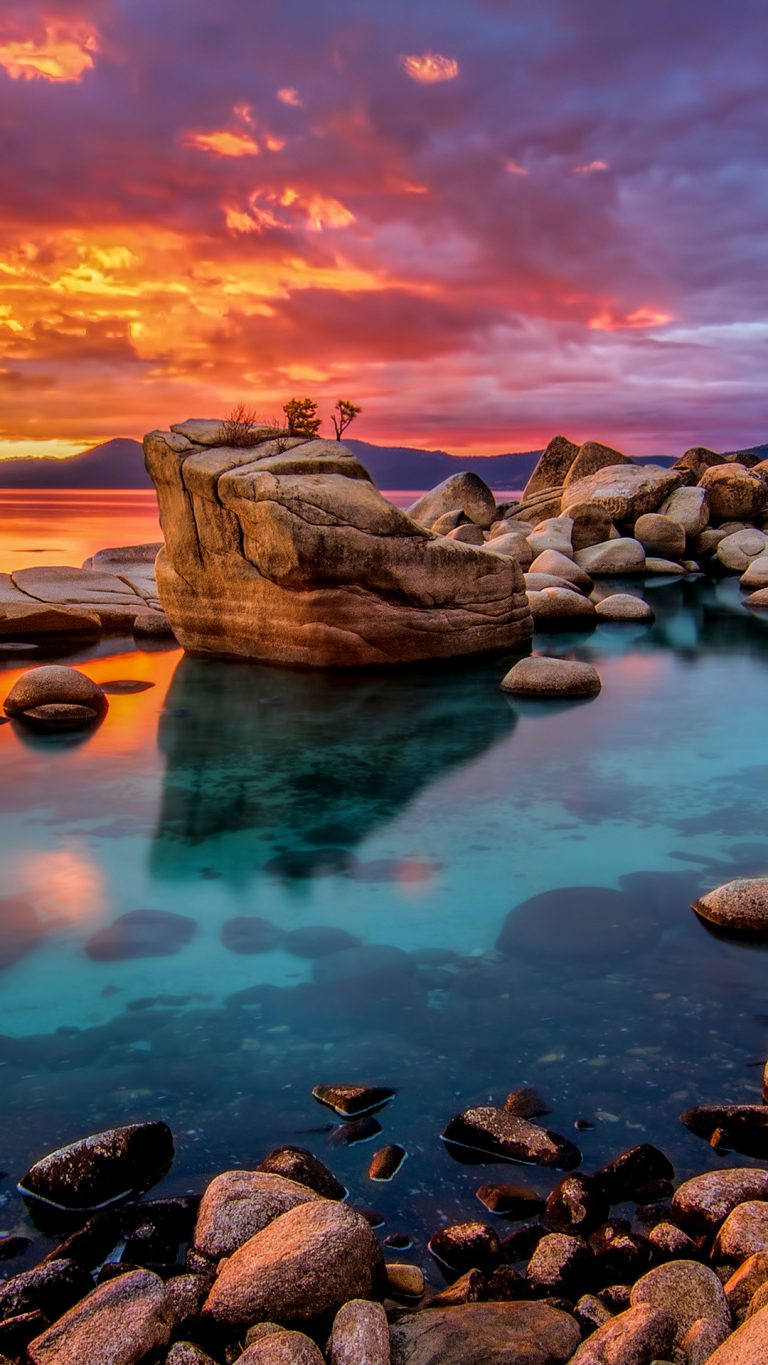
151,655,517,881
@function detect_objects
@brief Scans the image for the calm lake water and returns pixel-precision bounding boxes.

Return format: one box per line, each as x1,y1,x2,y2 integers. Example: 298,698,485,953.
1,492,768,1275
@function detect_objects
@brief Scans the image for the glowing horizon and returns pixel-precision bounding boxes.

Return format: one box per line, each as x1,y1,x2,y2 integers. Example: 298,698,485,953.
0,2,765,463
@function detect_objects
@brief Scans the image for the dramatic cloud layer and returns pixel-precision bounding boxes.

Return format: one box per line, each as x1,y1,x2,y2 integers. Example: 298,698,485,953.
0,0,765,458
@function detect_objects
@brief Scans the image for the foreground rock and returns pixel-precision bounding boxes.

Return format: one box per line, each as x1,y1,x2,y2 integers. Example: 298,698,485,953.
27,1270,174,1365
692,878,768,935
202,1200,382,1327
192,1170,322,1259
18,1122,174,1215
706,1303,768,1363
3,665,108,732
389,1301,580,1365
500,656,602,699
442,1106,581,1169
328,1299,390,1365
145,429,531,665
569,1303,676,1363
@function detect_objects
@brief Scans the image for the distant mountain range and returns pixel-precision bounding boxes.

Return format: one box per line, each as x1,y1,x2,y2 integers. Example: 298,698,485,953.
0,434,764,492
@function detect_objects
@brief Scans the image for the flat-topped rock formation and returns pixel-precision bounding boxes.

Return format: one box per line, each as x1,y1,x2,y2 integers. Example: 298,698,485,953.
142,422,532,667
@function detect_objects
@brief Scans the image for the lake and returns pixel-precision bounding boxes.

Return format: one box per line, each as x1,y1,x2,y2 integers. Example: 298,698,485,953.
1,492,768,1278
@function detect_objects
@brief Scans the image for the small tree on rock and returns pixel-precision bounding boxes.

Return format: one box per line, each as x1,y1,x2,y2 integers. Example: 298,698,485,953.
331,399,361,441
283,397,321,437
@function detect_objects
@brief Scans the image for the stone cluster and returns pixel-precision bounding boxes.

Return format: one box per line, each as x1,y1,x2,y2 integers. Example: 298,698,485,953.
4,1096,768,1364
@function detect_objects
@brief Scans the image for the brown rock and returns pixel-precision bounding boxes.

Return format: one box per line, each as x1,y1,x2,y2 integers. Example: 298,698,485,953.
201,1200,382,1327
705,1302,768,1362
569,1303,676,1363
192,1170,323,1259
715,1202,768,1263
630,1259,731,1344
500,656,601,699
389,1301,580,1364
692,878,768,936
523,435,580,500
237,1331,325,1363
408,472,497,529
27,1270,174,1365
672,1169,768,1236
699,464,768,522
328,1298,390,1364
634,513,686,560
145,431,530,665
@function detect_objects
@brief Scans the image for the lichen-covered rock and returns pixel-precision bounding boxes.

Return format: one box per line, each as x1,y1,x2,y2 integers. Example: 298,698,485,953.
569,1303,676,1364
144,430,531,666
389,1301,580,1364
500,656,601,699
328,1299,390,1365
630,1259,731,1344
561,464,682,522
18,1123,174,1214
192,1170,323,1260
27,1270,174,1365
692,878,768,935
699,464,768,522
671,1168,768,1235
202,1200,382,1327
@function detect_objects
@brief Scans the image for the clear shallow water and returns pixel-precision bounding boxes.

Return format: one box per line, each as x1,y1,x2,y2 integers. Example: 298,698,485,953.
2,549,768,1274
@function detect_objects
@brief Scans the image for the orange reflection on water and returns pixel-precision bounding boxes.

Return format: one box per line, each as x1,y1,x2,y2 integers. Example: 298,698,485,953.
0,490,161,575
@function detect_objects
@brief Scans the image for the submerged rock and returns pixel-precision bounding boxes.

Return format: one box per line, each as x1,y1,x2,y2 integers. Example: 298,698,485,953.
442,1106,581,1170
692,878,768,936
19,1123,175,1215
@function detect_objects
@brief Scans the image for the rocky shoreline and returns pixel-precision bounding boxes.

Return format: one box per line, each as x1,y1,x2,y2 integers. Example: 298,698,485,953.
4,1089,768,1362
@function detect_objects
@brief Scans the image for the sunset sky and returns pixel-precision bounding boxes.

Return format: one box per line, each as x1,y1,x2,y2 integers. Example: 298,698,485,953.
0,0,765,460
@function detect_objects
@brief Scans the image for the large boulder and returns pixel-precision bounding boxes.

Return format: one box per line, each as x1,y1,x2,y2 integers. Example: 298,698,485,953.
407,472,497,529
523,435,580,500
27,1270,174,1365
201,1201,382,1327
192,1171,323,1260
660,485,710,536
389,1301,580,1364
561,464,682,522
18,1123,174,1215
144,430,531,665
699,464,768,522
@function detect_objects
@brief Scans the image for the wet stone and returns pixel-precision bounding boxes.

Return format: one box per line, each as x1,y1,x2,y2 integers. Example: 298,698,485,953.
543,1174,609,1237
428,1222,502,1277
368,1144,407,1182
312,1083,396,1118
475,1182,545,1219
256,1146,346,1200
219,916,284,954
442,1106,581,1170
84,909,196,961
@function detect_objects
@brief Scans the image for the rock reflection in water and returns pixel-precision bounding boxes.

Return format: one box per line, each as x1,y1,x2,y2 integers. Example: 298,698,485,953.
151,655,518,881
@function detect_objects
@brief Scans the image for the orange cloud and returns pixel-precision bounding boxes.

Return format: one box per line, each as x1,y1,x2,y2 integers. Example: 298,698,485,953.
181,128,260,158
401,52,459,84
0,21,98,83
589,307,673,331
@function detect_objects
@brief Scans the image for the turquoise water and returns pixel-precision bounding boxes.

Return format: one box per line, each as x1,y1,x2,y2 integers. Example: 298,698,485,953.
1,573,768,1274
